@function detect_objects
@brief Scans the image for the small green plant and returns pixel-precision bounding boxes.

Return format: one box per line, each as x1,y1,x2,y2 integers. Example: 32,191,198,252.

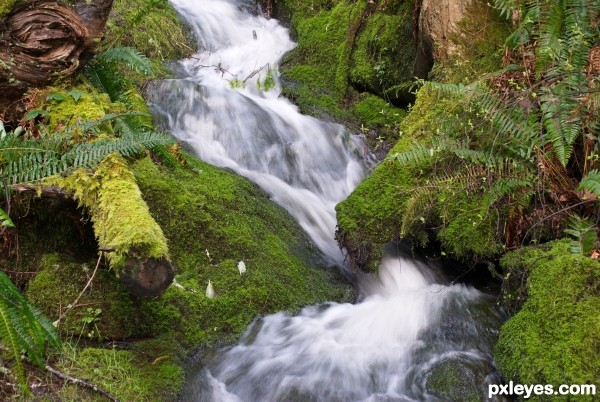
259,68,277,91
229,78,246,89
80,308,103,340
564,216,598,255
0,271,61,394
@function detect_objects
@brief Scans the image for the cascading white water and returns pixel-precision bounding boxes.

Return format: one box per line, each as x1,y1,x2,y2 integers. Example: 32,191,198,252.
180,248,504,401
149,0,366,264
149,0,505,400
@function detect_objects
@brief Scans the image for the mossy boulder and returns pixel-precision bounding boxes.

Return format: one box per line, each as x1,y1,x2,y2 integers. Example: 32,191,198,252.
277,0,415,137
131,154,350,347
337,86,503,271
104,0,195,62
426,359,486,402
495,240,600,400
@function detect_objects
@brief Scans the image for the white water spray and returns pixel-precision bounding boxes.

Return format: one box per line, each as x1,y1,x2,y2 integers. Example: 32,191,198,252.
149,0,366,264
149,0,505,400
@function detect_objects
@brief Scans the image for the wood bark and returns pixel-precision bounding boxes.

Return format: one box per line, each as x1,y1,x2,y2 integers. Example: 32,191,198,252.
0,0,114,120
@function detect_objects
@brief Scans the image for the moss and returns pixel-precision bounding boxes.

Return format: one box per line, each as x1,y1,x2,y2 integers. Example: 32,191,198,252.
335,87,444,271
43,85,121,132
426,359,483,402
495,240,600,399
279,0,415,129
0,0,17,16
53,344,183,401
51,154,169,269
26,254,149,340
132,155,350,347
437,192,502,259
103,0,195,62
348,2,415,101
352,94,406,129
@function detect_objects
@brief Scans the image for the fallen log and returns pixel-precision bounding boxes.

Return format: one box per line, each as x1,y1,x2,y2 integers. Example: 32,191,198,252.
14,156,175,299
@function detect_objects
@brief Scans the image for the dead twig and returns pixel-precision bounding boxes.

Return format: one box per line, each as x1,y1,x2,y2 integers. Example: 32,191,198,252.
21,356,119,402
53,253,103,326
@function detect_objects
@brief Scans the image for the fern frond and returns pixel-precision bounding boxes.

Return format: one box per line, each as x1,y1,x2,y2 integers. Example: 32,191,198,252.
578,170,600,197
401,187,436,237
0,271,61,394
483,177,533,207
2,131,174,186
91,47,153,76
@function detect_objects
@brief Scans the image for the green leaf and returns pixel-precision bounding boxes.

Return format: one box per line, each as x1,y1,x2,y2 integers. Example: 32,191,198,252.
24,109,50,121
46,92,66,102
578,170,600,198
0,208,14,228
67,89,86,102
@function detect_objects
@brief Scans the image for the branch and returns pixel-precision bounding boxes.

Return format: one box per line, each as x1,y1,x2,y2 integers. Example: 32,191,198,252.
22,355,119,402
53,253,103,326
11,184,70,199
44,364,119,401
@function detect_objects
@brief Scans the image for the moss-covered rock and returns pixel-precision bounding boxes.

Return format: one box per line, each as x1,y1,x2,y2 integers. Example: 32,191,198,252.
132,155,350,347
277,0,415,138
103,0,195,62
43,85,121,131
426,359,484,402
336,86,486,271
495,240,600,400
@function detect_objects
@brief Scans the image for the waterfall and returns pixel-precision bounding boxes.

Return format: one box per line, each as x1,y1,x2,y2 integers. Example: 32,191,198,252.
181,249,504,401
148,0,366,265
148,0,505,400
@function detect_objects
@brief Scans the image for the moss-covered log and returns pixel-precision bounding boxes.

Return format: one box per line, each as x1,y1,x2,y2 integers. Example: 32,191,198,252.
49,153,174,298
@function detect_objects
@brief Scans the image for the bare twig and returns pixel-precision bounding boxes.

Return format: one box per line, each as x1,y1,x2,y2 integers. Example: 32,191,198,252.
22,356,119,402
54,253,103,325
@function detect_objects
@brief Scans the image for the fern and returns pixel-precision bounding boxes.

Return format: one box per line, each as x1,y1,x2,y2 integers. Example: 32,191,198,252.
1,131,174,186
90,47,153,76
564,216,598,254
400,187,436,238
578,170,600,197
0,271,61,394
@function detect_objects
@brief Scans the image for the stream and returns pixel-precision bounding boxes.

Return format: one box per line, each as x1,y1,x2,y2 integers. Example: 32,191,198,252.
148,0,506,400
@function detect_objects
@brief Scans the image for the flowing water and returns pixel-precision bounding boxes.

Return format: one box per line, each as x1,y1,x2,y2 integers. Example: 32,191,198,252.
149,0,505,400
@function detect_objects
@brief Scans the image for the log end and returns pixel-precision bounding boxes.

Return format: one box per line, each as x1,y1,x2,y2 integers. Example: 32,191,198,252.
120,256,175,299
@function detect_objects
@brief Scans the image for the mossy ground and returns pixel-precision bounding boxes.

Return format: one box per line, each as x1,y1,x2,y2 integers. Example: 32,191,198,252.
495,240,600,400
17,154,350,400
103,0,195,64
132,155,350,346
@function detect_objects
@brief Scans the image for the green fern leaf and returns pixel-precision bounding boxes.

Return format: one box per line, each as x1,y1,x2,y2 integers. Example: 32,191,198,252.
578,170,600,197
